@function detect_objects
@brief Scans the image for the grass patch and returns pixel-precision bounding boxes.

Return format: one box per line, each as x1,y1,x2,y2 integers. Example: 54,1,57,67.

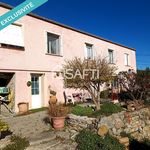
76,129,125,150
0,120,9,132
71,103,123,117
91,103,123,117
1,135,29,150
71,105,93,116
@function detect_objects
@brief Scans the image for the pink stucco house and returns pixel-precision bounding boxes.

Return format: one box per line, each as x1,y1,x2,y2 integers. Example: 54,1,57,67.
0,3,136,112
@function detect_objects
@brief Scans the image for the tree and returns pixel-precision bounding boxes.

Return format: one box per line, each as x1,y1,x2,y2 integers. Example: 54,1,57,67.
62,57,117,110
117,70,138,100
137,68,150,100
117,68,150,101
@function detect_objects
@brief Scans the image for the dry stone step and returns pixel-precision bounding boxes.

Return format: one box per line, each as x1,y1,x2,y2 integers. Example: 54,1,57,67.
26,138,61,150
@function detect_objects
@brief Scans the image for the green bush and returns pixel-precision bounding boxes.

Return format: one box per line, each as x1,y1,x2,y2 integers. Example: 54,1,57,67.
91,103,123,117
71,105,93,116
118,91,133,101
144,98,150,106
76,129,125,150
71,103,123,117
100,90,110,99
0,120,9,132
2,135,29,150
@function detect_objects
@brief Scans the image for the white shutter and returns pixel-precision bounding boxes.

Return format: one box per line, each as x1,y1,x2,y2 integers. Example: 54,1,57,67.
0,24,24,46
128,54,130,66
124,53,127,65
84,44,87,59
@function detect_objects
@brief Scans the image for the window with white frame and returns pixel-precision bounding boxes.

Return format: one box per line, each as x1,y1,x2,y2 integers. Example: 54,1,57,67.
47,32,60,55
124,53,129,66
108,49,114,63
85,43,93,59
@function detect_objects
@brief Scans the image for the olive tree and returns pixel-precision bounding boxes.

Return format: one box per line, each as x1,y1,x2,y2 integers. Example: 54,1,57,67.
62,57,117,110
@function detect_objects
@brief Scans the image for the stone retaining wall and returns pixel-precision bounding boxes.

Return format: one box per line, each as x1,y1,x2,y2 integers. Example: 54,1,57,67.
67,114,97,131
67,107,150,140
98,107,150,140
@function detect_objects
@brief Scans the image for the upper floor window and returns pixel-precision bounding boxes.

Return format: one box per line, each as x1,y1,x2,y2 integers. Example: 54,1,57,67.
47,32,60,55
0,24,24,49
85,43,93,59
124,53,129,66
108,49,114,64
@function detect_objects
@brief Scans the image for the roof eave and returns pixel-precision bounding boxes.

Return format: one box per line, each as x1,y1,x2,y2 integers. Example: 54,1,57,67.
0,2,136,51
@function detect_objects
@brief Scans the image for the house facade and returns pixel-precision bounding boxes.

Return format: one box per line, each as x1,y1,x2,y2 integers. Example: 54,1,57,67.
0,3,136,112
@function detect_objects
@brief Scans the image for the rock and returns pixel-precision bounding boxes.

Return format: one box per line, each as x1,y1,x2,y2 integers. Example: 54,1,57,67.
119,137,129,146
131,116,140,121
127,100,144,111
143,126,150,137
98,117,114,129
112,127,117,135
67,114,97,132
145,120,150,125
114,118,124,129
98,125,108,136
131,131,139,139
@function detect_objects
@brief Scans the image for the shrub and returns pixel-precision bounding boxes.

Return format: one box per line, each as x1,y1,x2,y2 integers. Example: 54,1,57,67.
72,103,123,117
91,103,123,117
48,103,69,117
76,129,100,150
0,120,9,132
76,129,125,150
71,105,93,116
118,91,133,101
144,98,150,106
100,90,110,99
2,135,29,150
103,134,125,150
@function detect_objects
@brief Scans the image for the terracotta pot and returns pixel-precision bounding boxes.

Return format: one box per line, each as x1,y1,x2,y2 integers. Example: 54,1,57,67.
51,116,65,130
49,95,57,104
18,102,29,114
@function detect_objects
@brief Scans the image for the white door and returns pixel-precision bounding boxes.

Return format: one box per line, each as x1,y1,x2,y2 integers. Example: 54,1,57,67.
31,75,42,109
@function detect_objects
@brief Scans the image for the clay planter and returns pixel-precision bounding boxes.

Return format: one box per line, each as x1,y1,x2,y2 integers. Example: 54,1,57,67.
18,102,29,114
51,116,65,130
49,95,57,104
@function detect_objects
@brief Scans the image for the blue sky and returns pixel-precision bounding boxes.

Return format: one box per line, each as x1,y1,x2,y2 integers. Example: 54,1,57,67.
1,0,150,69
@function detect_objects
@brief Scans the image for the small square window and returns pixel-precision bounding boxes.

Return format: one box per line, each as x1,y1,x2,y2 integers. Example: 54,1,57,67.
47,33,60,55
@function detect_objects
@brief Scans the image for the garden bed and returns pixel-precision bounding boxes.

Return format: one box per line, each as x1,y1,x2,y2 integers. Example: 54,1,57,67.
71,102,124,117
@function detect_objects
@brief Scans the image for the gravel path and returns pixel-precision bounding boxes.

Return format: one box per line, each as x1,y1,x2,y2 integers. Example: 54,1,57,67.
2,111,50,138
0,107,77,150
